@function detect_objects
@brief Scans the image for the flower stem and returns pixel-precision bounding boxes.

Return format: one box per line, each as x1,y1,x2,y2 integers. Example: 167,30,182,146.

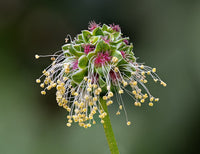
100,98,120,154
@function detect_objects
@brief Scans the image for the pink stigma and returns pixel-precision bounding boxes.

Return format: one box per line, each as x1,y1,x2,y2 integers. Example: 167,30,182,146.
123,39,129,45
120,51,126,58
72,59,78,70
110,24,121,32
102,36,110,44
88,21,99,31
109,71,120,83
84,45,95,54
94,51,111,66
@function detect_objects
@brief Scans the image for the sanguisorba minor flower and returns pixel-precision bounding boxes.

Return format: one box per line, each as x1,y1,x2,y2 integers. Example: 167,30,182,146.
35,22,166,128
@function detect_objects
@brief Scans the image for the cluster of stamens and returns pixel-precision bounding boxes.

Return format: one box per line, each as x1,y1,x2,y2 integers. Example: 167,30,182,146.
35,22,166,128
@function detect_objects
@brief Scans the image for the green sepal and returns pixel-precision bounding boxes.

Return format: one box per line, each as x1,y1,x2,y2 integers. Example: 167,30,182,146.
78,55,88,69
78,34,83,40
70,80,77,88
87,51,96,60
73,44,82,52
62,44,70,51
102,24,109,32
111,50,123,62
95,40,110,52
117,58,128,66
89,36,99,45
95,66,110,77
113,32,120,39
72,68,88,84
110,37,129,46
92,27,104,36
99,76,106,87
69,45,84,57
82,30,92,43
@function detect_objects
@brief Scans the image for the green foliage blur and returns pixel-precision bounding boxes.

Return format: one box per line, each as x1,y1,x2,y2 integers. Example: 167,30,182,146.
0,0,200,153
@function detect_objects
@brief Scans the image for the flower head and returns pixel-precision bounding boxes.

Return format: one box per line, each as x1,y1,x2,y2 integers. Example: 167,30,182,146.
35,22,166,128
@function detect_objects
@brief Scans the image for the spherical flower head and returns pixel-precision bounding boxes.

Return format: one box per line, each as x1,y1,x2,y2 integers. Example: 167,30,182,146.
35,21,166,128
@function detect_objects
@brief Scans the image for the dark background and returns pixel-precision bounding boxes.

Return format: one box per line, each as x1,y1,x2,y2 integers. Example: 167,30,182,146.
0,0,200,154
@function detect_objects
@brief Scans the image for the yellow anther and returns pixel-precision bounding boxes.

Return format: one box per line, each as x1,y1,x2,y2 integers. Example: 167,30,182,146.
106,100,113,106
155,98,159,102
132,90,137,95
67,108,71,112
63,77,68,81
97,87,102,92
66,123,71,127
40,83,44,88
111,57,118,63
123,81,128,87
127,121,131,126
150,97,154,102
44,72,50,76
101,120,104,124
140,79,144,83
114,67,119,72
87,124,91,127
108,92,113,97
47,85,52,90
119,105,123,110
138,102,141,107
152,68,156,73
141,71,145,76
143,79,148,83
133,81,137,86
149,102,154,107
41,91,46,95
36,79,41,83
147,71,151,75
84,95,89,100
74,101,78,105
80,102,84,106
93,84,98,88
88,84,92,88
131,71,136,75
143,94,148,99
89,101,93,106
83,108,87,112
67,115,71,119
93,97,98,102
154,79,158,82
140,65,144,69
93,120,96,124
161,81,167,87
140,99,145,103
74,92,78,96
42,70,46,74
88,79,92,83
118,89,124,94
51,57,55,61
116,111,120,115
134,102,138,106
84,125,88,128
68,119,73,123
103,96,107,100
87,87,92,92
84,77,87,81
35,54,40,59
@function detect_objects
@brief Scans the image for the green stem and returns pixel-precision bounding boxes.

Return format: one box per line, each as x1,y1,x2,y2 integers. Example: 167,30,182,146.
100,98,120,154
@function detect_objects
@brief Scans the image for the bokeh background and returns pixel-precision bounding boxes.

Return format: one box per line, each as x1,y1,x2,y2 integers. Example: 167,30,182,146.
0,0,200,154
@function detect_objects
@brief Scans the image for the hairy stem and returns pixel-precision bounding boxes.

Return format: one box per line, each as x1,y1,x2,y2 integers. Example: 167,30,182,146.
100,98,120,154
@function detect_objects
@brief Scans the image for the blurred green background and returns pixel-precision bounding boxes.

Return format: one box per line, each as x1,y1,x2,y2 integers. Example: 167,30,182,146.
0,0,200,154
